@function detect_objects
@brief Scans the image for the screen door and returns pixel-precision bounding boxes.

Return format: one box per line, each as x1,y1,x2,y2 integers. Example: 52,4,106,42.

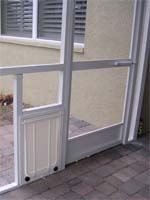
0,0,146,193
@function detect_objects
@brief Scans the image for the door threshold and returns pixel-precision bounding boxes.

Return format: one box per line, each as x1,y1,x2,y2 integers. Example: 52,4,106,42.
0,182,18,195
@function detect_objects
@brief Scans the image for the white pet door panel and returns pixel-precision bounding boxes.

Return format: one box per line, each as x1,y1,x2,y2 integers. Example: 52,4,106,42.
22,110,63,183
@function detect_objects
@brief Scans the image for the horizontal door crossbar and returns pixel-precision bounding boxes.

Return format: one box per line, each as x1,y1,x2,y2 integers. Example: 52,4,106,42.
0,63,64,75
72,59,134,71
0,59,134,76
22,104,63,120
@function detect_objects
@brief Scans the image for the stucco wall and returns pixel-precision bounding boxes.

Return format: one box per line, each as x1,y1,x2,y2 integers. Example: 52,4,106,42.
75,0,134,61
0,0,134,128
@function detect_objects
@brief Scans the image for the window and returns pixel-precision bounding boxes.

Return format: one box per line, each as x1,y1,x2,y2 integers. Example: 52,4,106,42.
1,0,33,37
38,0,87,43
1,0,87,43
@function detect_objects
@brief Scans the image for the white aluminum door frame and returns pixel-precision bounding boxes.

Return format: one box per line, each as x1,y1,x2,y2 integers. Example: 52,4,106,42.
128,0,150,141
122,0,144,144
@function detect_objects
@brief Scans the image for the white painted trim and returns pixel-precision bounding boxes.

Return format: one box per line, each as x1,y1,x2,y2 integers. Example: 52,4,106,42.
0,63,64,75
128,0,150,141
122,0,143,144
0,35,84,53
32,0,38,39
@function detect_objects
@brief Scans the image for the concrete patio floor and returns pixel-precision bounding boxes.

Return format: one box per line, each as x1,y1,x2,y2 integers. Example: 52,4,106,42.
0,136,149,199
0,106,150,199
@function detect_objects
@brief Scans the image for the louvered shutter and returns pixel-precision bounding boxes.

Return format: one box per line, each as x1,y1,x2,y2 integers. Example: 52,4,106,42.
74,0,87,42
38,0,62,41
38,0,87,43
1,0,33,37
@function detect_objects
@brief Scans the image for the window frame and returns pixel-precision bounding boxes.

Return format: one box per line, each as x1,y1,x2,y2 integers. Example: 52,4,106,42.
0,0,86,46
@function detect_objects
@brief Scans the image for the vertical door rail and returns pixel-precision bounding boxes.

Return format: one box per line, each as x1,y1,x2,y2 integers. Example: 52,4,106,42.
128,0,150,141
122,0,143,144
13,74,23,186
59,0,75,169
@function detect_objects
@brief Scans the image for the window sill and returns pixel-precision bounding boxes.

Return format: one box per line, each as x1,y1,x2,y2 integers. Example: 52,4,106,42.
0,36,84,53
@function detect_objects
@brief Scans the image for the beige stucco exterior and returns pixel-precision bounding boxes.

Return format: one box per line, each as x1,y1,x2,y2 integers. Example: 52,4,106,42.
0,0,134,128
